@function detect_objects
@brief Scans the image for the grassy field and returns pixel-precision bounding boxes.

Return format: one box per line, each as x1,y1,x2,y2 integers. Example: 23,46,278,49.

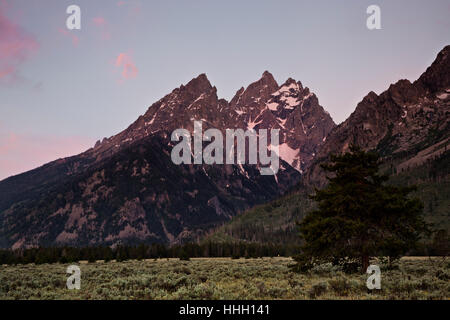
0,257,448,300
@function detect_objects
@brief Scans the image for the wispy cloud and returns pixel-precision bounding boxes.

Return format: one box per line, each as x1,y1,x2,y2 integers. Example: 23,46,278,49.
116,0,142,19
114,53,138,81
0,2,38,83
92,16,106,26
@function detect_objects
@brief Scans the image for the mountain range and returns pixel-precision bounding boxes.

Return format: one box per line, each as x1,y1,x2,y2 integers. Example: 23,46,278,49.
0,45,448,249
211,45,449,244
0,68,334,248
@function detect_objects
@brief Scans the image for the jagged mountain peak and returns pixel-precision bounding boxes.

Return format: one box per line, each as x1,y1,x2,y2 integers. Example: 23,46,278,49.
416,45,450,93
176,73,215,98
360,91,378,104
227,72,336,173
230,71,279,108
281,77,302,89
259,71,278,90
261,70,277,83
250,70,279,92
87,70,336,175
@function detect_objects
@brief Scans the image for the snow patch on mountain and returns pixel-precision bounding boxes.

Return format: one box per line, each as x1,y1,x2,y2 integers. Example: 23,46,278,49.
272,82,299,96
280,96,299,109
266,102,279,111
276,143,300,171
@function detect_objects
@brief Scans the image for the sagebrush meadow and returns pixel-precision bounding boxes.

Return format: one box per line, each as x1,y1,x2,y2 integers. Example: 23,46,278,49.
1,257,448,300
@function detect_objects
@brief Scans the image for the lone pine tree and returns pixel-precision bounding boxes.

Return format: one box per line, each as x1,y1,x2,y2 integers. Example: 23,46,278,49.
293,145,430,273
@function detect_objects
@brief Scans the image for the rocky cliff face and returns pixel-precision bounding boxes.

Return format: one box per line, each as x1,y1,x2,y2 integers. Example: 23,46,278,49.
230,72,335,172
306,45,450,188
0,71,335,248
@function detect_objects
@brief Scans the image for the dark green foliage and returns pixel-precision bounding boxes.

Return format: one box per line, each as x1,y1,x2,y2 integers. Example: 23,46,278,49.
231,253,241,259
430,230,450,256
208,192,312,245
376,123,399,156
308,282,328,299
178,249,191,261
0,242,295,265
209,148,448,245
292,146,431,273
328,277,352,296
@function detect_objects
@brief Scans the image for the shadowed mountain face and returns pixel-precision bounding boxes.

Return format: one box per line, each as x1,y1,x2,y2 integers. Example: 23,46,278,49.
306,45,450,188
208,46,450,245
0,72,334,248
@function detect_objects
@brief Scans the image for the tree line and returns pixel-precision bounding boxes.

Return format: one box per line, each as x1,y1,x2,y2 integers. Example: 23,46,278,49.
0,242,301,265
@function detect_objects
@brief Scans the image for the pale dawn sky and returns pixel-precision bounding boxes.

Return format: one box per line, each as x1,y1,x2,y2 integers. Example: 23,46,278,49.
0,0,449,180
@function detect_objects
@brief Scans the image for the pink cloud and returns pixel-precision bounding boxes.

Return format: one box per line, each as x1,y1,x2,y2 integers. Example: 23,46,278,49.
58,28,79,47
0,131,94,180
0,3,39,83
91,16,111,40
92,16,106,26
114,53,138,80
